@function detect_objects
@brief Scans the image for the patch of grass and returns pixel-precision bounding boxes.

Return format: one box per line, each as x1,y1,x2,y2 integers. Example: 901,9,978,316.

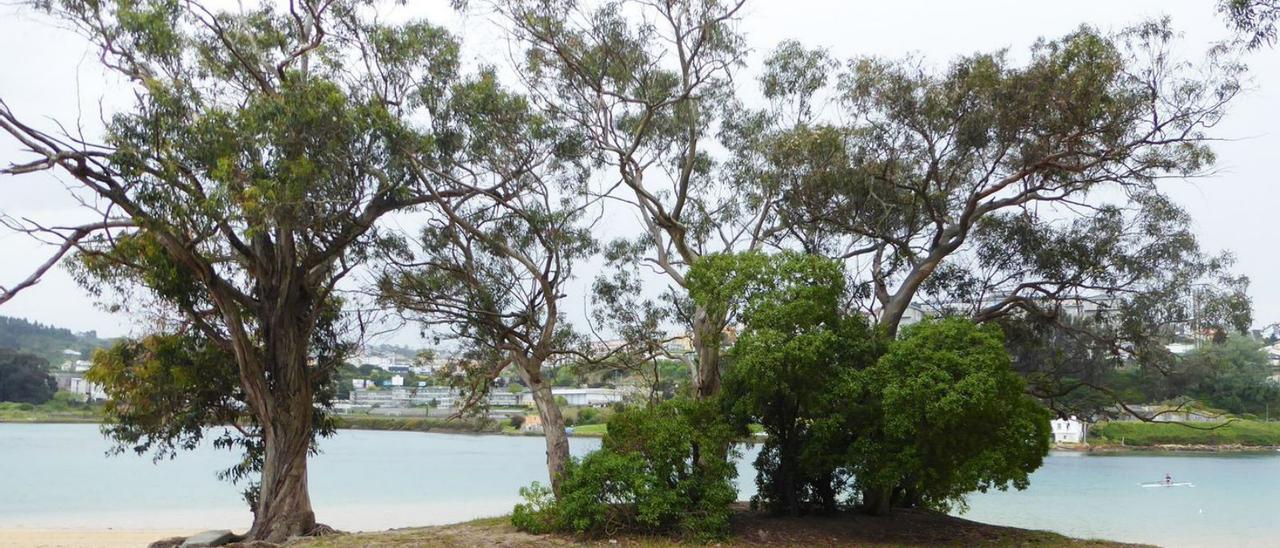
1090,419,1280,447
333,414,501,434
0,394,101,423
570,423,607,436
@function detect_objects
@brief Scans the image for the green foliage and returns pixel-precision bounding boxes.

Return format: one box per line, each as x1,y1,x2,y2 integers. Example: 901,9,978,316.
512,399,738,541
87,333,262,503
0,348,57,404
0,316,112,368
707,251,884,515
1181,337,1278,415
743,21,1249,358
851,319,1052,512
1220,0,1280,50
1091,419,1280,446
576,407,600,425
510,481,559,534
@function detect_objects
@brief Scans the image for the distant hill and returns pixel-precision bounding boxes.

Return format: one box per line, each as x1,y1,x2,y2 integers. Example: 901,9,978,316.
0,316,114,369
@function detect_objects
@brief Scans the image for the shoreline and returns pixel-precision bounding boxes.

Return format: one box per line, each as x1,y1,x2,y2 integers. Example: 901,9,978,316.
0,416,611,438
1057,442,1280,454
11,420,1280,447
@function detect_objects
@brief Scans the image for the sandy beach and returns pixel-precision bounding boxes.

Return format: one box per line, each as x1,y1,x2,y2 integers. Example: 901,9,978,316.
0,529,196,548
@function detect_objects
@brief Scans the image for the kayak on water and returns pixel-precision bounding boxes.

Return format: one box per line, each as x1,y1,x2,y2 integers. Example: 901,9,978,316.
1141,482,1194,487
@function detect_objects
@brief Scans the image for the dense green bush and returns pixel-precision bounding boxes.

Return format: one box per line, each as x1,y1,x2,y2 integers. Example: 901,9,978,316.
577,407,600,425
714,252,885,515
850,318,1052,513
511,398,738,541
0,348,56,404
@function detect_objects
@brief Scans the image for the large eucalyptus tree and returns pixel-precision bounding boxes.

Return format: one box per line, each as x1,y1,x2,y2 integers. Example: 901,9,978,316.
744,22,1249,340
496,0,758,400
0,0,480,540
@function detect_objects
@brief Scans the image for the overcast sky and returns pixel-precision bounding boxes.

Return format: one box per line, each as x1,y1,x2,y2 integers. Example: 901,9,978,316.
1,1,1276,346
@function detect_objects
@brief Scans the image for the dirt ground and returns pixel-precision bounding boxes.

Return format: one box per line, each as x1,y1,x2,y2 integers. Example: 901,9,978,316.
280,508,1150,548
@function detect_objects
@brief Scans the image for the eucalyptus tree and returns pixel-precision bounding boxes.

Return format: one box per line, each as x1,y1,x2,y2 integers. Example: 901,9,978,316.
744,23,1249,342
378,72,595,496
1221,0,1280,49
0,0,480,540
497,0,759,400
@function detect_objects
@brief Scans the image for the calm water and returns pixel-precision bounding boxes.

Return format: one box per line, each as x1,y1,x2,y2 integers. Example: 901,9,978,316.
2,424,1278,547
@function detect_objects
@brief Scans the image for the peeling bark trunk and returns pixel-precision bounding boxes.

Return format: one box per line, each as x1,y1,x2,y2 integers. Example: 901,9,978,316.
249,413,316,542
519,364,571,497
690,305,725,400
244,284,318,542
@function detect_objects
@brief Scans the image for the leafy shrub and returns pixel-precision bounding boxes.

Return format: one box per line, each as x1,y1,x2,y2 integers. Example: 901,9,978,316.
577,407,599,425
509,414,526,429
511,398,738,541
511,481,558,534
850,318,1051,513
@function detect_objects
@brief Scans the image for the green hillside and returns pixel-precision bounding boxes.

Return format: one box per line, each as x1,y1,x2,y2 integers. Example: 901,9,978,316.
0,316,113,368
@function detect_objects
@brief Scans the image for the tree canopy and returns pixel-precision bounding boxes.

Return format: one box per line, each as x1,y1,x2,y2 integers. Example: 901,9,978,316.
741,22,1246,339
0,348,56,404
0,0,508,540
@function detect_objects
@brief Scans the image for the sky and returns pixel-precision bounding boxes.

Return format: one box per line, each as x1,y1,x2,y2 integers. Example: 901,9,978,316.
0,0,1277,346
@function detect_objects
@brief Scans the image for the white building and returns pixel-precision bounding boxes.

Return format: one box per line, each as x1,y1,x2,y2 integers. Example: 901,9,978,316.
551,387,628,407
1050,416,1087,444
390,375,404,387
68,377,107,402
1263,342,1280,369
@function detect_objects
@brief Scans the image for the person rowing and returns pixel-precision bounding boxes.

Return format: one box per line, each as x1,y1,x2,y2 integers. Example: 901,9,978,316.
1164,473,1172,486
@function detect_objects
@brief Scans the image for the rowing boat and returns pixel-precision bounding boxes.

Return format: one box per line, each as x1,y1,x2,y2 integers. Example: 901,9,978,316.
1141,482,1194,488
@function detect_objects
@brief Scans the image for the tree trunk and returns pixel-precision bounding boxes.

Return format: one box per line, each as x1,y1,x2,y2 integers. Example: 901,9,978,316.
249,412,316,542
860,484,893,516
690,305,725,400
245,291,318,542
520,364,571,497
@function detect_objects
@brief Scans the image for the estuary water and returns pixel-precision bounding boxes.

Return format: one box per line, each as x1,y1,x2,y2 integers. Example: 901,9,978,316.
2,423,1277,547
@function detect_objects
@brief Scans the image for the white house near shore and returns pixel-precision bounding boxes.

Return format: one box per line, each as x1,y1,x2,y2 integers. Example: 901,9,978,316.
1050,416,1087,444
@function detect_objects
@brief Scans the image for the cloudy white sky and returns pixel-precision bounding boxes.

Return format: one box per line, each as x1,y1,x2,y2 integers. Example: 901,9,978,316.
0,1,1276,345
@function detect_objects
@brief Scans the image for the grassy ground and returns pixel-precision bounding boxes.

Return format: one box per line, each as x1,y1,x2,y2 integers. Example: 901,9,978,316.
570,423,607,436
1090,419,1280,447
282,508,1145,548
332,414,501,434
0,400,100,422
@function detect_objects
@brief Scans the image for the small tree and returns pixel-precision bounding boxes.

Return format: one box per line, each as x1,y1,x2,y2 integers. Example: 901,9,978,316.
851,319,1051,514
0,349,56,404
696,251,883,516
379,71,594,496
513,398,738,541
499,0,758,401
